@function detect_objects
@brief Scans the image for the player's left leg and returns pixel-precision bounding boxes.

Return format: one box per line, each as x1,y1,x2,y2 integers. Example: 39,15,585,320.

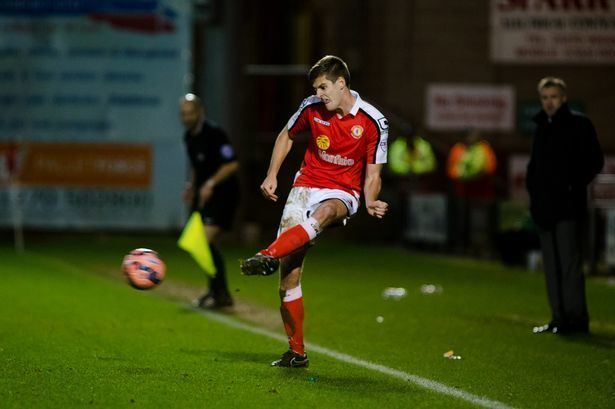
272,248,310,367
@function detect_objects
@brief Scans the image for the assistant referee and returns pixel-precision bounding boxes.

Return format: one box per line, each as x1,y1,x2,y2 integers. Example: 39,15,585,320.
180,93,240,309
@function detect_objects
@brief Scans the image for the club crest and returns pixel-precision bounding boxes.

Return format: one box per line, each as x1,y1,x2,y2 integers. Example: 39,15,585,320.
350,125,364,139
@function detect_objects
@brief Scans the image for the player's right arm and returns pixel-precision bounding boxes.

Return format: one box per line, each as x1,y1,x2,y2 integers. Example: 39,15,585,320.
260,126,294,202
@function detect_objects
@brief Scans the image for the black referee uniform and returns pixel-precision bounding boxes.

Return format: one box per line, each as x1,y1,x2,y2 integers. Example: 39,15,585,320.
184,119,239,305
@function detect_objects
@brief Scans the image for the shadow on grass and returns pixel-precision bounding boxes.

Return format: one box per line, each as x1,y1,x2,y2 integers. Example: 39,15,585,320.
277,368,413,394
485,314,615,349
176,306,201,314
202,350,416,393
179,348,274,365
558,332,615,349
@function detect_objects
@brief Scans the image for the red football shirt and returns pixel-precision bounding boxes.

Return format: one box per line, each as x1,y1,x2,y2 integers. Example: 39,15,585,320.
287,91,389,196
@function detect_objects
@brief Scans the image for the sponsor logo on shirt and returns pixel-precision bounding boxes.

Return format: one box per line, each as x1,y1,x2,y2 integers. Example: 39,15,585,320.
316,135,330,150
314,117,331,126
350,125,364,139
319,150,355,166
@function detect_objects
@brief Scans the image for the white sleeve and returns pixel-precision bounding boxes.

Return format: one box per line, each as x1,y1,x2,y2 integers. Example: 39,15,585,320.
287,95,321,131
374,117,389,164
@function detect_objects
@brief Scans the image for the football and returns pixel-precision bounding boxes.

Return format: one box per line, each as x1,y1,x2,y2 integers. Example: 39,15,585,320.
122,248,166,290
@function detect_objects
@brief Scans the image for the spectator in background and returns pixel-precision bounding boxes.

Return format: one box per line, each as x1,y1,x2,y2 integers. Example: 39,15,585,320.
527,77,603,335
446,129,497,253
388,131,438,242
180,93,240,309
389,133,436,176
446,129,497,184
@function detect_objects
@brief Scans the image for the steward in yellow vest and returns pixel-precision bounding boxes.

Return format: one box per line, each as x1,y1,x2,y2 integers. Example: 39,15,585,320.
389,135,436,176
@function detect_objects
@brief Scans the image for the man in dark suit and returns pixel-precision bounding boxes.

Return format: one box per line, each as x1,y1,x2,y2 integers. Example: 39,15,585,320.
526,77,603,335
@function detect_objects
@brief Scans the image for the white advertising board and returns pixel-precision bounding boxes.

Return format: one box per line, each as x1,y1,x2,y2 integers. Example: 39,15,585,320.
491,0,615,64
0,1,190,230
426,84,515,131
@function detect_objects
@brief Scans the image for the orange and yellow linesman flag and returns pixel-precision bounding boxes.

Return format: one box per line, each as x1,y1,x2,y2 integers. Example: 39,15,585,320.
177,212,217,277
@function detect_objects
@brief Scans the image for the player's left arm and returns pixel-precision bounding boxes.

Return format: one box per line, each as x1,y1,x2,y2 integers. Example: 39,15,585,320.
364,163,388,219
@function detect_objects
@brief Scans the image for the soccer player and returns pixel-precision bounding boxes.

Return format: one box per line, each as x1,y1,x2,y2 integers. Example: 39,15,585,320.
180,93,240,309
240,55,389,367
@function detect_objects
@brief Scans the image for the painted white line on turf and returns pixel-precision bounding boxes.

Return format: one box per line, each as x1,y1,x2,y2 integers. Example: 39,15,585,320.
198,310,515,409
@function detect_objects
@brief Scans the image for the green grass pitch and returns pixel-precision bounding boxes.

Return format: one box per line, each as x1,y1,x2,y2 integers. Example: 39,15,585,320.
0,233,613,408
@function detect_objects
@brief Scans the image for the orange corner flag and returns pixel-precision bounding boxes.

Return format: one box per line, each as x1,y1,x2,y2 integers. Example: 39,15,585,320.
177,212,217,277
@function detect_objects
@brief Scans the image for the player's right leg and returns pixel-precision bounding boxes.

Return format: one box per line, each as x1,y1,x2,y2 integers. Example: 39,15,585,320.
241,188,304,276
238,252,281,276
240,196,347,276
239,217,317,276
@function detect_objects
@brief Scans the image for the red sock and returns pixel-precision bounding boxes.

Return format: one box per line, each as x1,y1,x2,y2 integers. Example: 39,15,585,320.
280,287,305,355
262,224,310,259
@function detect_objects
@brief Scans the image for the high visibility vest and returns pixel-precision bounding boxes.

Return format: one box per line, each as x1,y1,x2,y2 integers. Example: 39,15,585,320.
389,138,413,175
476,141,497,175
389,136,436,175
447,141,497,181
409,136,436,174
447,143,466,179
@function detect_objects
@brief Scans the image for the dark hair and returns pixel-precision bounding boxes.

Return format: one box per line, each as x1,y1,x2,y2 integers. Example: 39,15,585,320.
537,77,567,95
308,55,350,86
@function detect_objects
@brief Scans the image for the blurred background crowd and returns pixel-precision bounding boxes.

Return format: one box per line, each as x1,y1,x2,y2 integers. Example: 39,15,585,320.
1,0,614,273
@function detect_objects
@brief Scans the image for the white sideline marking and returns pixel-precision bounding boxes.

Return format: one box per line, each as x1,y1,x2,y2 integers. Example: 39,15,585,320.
198,310,514,409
